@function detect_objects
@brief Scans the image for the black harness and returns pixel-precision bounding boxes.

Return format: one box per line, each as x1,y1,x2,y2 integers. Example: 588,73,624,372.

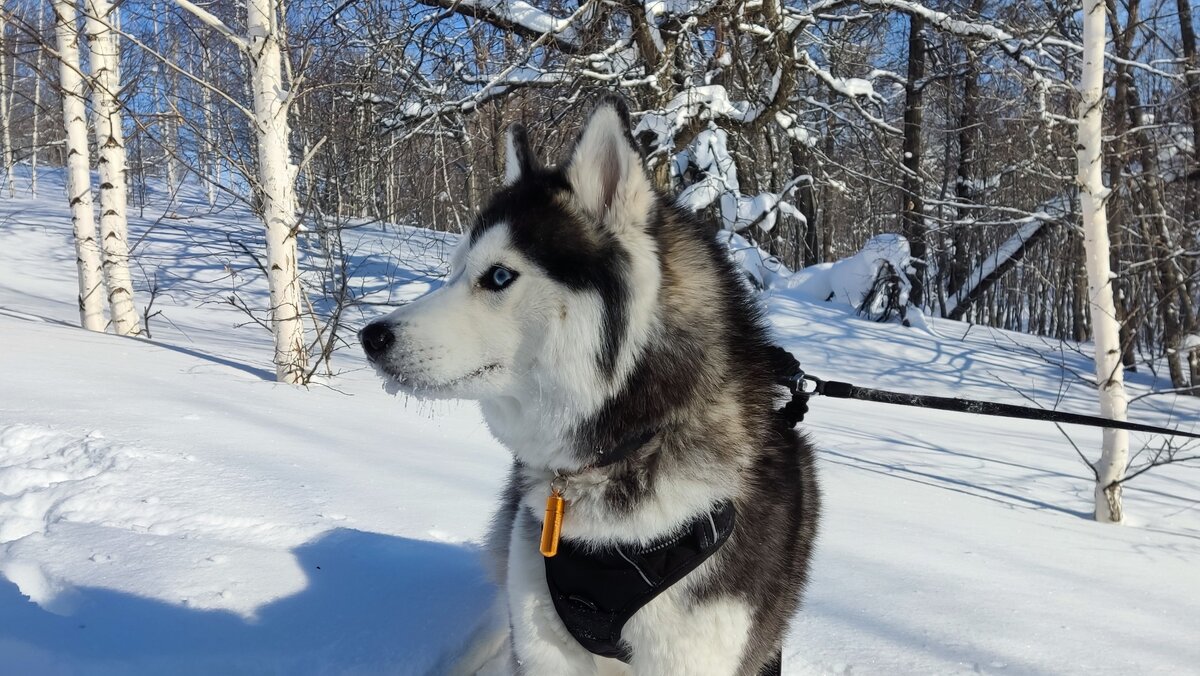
544,499,736,661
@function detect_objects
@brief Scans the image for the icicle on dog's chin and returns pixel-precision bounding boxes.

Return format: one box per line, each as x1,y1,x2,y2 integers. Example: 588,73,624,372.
369,360,408,396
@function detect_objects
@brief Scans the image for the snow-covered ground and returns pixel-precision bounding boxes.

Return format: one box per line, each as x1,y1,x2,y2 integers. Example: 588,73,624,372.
1,169,1198,675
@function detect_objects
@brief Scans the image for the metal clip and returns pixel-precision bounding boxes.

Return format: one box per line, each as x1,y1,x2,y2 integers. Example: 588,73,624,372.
790,371,825,396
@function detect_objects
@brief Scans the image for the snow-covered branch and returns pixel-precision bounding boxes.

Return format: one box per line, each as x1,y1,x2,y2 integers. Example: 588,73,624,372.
172,0,249,51
415,0,585,53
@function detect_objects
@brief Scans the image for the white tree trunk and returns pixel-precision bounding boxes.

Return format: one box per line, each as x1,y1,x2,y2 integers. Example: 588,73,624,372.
31,3,44,197
198,47,217,207
163,92,181,197
0,5,14,197
52,0,107,332
248,0,308,384
84,0,142,337
1077,0,1129,523
150,2,182,197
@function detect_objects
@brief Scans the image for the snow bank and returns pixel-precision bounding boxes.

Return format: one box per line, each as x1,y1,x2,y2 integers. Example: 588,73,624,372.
458,0,579,42
787,235,911,304
717,229,921,327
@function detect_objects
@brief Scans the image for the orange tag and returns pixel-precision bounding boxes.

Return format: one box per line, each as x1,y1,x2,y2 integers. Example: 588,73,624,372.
540,489,564,557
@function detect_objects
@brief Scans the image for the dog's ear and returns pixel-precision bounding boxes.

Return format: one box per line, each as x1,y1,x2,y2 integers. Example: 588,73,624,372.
504,124,536,185
566,97,652,228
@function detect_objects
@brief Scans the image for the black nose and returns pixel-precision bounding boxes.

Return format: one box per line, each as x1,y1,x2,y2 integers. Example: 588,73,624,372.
359,322,395,359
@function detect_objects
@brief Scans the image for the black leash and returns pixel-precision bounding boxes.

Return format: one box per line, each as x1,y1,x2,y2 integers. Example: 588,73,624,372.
768,346,1200,440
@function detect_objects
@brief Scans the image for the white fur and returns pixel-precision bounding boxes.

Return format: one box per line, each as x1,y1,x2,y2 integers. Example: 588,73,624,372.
379,212,659,471
504,127,525,185
566,105,650,229
499,514,752,676
377,227,514,392
562,102,662,404
607,222,661,393
443,597,512,676
377,103,664,470
506,513,601,675
624,590,753,675
377,218,620,469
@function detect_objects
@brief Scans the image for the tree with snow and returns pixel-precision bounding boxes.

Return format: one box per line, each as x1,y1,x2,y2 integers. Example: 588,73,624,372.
1076,0,1128,524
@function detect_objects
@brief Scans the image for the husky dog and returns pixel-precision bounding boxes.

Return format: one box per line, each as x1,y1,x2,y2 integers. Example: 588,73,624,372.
360,98,819,676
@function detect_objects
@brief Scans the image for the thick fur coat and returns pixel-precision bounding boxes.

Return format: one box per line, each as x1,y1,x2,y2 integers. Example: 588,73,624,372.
361,98,820,675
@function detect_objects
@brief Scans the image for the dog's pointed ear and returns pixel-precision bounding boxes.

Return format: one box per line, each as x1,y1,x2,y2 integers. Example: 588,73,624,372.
566,97,652,227
504,124,536,185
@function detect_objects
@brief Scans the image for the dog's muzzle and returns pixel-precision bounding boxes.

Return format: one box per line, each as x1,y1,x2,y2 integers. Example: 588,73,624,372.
359,322,395,360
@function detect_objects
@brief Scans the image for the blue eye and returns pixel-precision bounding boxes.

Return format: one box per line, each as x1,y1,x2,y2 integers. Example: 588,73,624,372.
481,264,518,291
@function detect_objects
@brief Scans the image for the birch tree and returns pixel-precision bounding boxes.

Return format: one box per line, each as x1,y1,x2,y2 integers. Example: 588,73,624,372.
150,1,181,197
29,0,43,195
0,1,13,196
172,0,308,383
1077,0,1128,523
83,0,142,336
51,0,105,332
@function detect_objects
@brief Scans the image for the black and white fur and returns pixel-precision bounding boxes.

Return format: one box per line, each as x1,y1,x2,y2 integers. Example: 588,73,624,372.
361,98,820,676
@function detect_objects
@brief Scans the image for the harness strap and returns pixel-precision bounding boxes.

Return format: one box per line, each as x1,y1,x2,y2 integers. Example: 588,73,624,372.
544,500,737,661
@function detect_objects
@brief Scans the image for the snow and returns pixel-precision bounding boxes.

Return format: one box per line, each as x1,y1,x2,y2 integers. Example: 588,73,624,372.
787,234,916,313
794,50,886,107
635,85,767,150
1,167,1199,673
453,0,579,44
676,128,799,234
717,230,793,290
841,77,875,97
943,218,1046,317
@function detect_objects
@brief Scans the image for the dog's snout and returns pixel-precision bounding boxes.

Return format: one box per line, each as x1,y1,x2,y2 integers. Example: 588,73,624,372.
360,322,396,358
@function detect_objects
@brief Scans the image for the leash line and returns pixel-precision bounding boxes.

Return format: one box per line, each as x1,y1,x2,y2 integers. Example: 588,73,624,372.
770,347,1200,440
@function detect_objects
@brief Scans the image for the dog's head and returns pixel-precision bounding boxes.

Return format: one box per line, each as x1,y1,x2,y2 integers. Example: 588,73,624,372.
361,98,662,424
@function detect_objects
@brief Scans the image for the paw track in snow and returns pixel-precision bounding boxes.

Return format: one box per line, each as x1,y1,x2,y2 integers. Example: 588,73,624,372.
0,423,310,549
0,420,337,624
0,425,124,544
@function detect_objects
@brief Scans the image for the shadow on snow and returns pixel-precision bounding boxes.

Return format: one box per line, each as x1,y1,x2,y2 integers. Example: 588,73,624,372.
0,529,496,675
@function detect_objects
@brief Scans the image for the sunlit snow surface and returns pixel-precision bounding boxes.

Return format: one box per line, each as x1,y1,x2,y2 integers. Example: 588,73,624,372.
1,166,1197,674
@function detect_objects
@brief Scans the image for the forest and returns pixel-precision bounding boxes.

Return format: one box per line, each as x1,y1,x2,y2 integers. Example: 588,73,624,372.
0,0,1196,392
